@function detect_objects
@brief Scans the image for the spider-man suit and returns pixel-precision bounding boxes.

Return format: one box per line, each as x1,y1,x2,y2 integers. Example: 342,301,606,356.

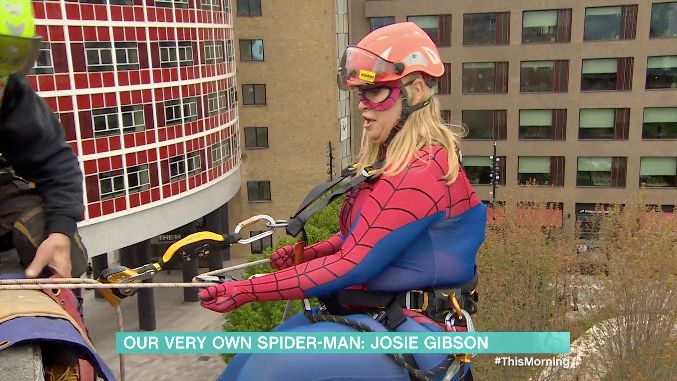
205,145,486,381
200,145,486,315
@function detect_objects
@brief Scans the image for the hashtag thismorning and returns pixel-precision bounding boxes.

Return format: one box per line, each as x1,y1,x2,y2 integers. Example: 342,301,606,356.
494,356,570,368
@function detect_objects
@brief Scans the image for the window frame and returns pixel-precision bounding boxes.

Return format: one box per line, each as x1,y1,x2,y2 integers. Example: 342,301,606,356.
237,0,261,17
650,2,677,38
463,12,510,46
639,157,677,188
31,42,54,74
120,105,145,134
98,170,125,200
127,165,151,193
244,127,269,149
247,180,271,202
92,107,120,137
85,42,114,72
642,107,677,139
239,39,264,62
242,84,267,105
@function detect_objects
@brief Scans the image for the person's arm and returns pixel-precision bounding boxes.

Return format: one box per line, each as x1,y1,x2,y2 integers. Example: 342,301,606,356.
200,147,450,312
269,232,344,270
0,74,84,237
0,75,83,277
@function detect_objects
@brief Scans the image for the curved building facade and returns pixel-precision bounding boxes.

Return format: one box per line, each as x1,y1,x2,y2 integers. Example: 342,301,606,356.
29,0,240,256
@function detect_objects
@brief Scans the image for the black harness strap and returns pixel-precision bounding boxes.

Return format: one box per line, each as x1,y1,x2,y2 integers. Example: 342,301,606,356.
285,161,384,237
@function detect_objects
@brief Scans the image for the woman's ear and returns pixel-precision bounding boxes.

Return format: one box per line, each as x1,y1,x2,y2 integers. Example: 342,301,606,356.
407,77,427,105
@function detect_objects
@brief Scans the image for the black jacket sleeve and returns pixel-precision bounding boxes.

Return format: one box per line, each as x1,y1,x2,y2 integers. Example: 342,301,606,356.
0,74,84,236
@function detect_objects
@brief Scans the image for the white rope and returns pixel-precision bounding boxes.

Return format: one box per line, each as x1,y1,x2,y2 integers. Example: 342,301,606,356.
0,259,271,290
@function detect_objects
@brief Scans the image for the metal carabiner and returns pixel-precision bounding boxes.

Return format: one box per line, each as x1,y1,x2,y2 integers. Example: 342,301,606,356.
234,215,276,244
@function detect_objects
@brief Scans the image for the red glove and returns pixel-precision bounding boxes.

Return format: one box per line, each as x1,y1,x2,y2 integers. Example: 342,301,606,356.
199,280,256,313
269,245,295,270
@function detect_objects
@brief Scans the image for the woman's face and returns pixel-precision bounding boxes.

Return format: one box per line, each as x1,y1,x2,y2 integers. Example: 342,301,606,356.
357,77,426,145
358,84,403,145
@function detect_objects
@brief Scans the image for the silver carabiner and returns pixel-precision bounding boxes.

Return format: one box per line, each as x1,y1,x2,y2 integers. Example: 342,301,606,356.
234,215,276,244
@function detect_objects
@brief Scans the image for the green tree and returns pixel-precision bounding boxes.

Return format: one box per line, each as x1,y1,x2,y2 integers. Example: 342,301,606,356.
222,197,342,361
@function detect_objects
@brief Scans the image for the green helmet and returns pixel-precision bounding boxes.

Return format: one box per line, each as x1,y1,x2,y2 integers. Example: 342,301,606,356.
0,0,40,76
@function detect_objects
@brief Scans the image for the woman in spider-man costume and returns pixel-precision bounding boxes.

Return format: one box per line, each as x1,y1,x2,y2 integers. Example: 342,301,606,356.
200,22,486,381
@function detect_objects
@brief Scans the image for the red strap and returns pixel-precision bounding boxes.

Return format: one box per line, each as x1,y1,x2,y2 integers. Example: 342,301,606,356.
40,275,95,381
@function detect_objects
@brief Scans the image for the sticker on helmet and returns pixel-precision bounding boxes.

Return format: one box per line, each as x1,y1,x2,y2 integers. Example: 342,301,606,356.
358,69,376,83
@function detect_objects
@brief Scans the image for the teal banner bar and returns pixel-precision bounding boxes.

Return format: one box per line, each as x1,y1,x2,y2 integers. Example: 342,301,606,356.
116,332,570,354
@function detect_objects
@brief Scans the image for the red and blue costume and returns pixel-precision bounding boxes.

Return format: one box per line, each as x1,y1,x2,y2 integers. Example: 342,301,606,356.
201,145,486,381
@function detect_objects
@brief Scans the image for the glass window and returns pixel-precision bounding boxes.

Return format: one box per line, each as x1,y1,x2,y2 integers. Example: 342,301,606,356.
463,12,509,46
169,156,186,181
462,63,496,94
121,105,145,133
518,157,551,185
249,230,272,254
127,165,150,193
239,39,264,62
579,109,615,140
85,42,113,72
646,56,677,89
462,110,507,140
242,84,266,105
99,170,125,200
186,151,202,176
407,15,451,47
640,157,677,188
237,0,261,16
650,2,677,38
247,181,271,202
522,10,559,43
159,41,194,67
463,156,493,185
30,42,53,75
115,42,139,71
577,157,627,187
643,107,677,139
369,17,395,31
244,127,268,148
92,107,119,137
581,58,618,91
520,61,554,92
584,6,622,41
204,41,225,64
519,110,553,139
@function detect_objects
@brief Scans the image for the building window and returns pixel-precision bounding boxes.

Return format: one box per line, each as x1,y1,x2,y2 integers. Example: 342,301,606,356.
576,203,615,240
577,157,626,187
225,40,235,62
115,42,139,71
369,17,395,31
463,12,510,46
462,110,507,140
99,170,125,200
200,0,221,11
463,156,505,186
650,2,677,38
520,60,569,92
237,0,261,16
519,109,566,140
518,156,565,186
579,108,629,140
85,42,113,72
204,41,225,64
155,0,189,8
522,9,572,43
207,92,228,116
244,127,268,148
165,98,198,125
462,62,509,94
242,84,266,105
92,107,119,137
186,151,202,177
247,181,271,202
239,39,264,62
159,41,194,67
643,107,677,139
584,5,637,41
31,42,53,74
640,157,677,188
581,58,633,91
228,86,237,110
646,56,677,89
249,230,272,254
169,156,186,182
210,140,231,167
407,15,451,47
127,165,150,193
121,105,145,133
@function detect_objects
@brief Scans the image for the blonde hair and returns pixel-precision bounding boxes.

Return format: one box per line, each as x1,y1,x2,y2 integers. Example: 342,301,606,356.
354,78,465,184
